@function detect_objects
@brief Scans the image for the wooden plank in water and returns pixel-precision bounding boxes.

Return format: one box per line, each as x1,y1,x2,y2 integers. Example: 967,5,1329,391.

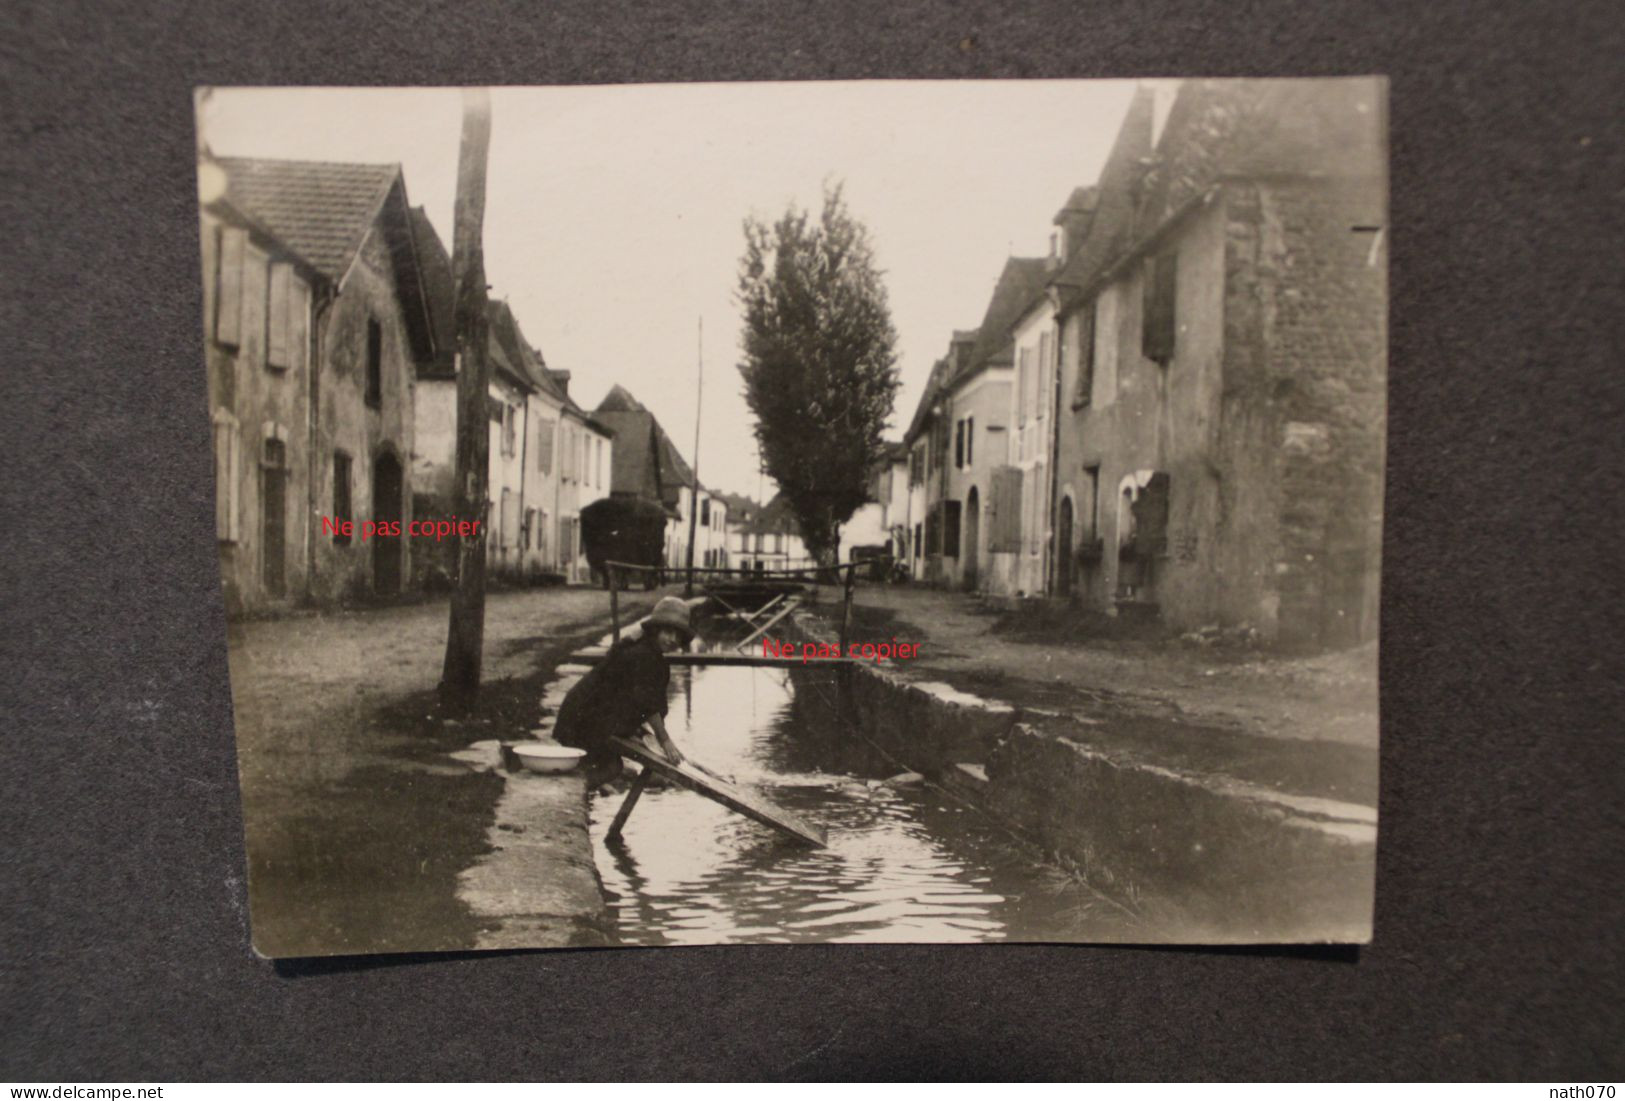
565,650,854,668
606,736,827,847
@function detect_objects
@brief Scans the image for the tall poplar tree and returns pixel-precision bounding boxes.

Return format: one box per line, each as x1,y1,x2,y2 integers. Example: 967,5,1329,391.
737,183,900,564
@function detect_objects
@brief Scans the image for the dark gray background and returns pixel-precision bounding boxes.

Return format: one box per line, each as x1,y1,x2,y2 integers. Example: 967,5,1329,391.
3,0,1621,1081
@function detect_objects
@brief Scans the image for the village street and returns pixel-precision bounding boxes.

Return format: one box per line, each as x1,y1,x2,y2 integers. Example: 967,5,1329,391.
225,576,1379,954
828,585,1379,807
227,586,653,957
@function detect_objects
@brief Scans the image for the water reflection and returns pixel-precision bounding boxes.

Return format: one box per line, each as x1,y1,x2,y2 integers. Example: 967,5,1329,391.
590,662,1125,946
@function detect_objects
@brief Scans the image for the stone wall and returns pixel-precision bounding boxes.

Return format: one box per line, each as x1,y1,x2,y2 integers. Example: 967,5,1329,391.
201,212,313,616
308,224,418,604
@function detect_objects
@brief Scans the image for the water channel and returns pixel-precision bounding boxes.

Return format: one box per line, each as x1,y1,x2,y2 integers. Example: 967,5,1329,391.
567,627,1135,946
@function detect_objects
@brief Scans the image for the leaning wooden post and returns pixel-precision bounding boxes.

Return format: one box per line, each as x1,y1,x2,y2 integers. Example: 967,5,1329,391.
609,564,621,642
606,766,652,841
439,88,494,711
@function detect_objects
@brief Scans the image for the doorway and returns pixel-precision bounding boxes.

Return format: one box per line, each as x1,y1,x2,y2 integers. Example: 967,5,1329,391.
962,487,980,590
372,450,403,596
1056,494,1074,597
261,438,286,598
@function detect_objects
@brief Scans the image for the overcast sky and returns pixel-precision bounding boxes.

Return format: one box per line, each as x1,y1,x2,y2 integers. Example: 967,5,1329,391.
200,81,1139,500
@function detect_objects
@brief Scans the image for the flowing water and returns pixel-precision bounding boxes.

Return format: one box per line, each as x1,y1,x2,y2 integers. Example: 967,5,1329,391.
583,646,1134,946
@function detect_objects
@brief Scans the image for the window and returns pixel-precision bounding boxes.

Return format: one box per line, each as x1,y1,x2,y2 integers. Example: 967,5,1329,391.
913,523,922,558
211,409,241,543
755,533,764,553
954,420,965,469
701,499,711,525
332,452,352,545
365,318,382,407
1143,249,1177,364
595,438,604,488
524,507,536,550
966,416,974,467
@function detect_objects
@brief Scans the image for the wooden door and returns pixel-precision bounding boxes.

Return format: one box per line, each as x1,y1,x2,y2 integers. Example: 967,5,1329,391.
261,440,286,598
372,451,402,596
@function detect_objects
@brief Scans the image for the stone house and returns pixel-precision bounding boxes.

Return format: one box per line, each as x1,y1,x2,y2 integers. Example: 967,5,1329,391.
899,350,961,584
407,208,612,587
734,493,808,574
203,157,437,613
941,255,1057,595
1049,78,1386,647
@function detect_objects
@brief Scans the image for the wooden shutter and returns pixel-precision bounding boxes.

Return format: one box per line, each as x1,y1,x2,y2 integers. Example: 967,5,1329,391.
943,499,962,558
1143,251,1177,363
291,278,309,372
215,226,246,347
989,466,1023,552
1016,348,1028,426
537,418,555,473
1074,307,1096,406
1038,331,1053,419
213,410,240,542
268,264,290,368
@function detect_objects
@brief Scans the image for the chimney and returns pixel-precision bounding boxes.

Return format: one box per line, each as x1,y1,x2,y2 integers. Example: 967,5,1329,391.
548,368,571,396
1053,186,1098,265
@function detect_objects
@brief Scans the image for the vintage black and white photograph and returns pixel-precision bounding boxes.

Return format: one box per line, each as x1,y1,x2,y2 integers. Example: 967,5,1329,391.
196,78,1386,956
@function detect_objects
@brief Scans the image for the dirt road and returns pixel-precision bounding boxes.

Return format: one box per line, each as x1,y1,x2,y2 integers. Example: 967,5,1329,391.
226,586,654,957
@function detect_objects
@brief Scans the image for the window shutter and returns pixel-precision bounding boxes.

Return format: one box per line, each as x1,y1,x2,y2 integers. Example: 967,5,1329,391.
966,416,974,467
212,411,242,543
267,263,292,368
215,227,246,347
1016,349,1028,426
989,466,1023,553
537,418,555,473
1038,332,1053,419
1143,251,1177,363
1075,307,1096,406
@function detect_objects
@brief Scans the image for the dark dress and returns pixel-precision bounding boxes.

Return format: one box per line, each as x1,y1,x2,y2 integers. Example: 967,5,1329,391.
553,634,671,785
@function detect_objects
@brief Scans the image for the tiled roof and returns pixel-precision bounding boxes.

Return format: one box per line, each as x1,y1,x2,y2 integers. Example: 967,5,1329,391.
594,386,693,501
740,492,802,536
953,256,1051,384
712,491,761,526
217,158,400,280
407,207,456,377
903,358,950,444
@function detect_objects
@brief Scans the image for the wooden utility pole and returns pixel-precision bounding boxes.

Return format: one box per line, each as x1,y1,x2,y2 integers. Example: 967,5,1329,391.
683,317,704,597
440,89,494,710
